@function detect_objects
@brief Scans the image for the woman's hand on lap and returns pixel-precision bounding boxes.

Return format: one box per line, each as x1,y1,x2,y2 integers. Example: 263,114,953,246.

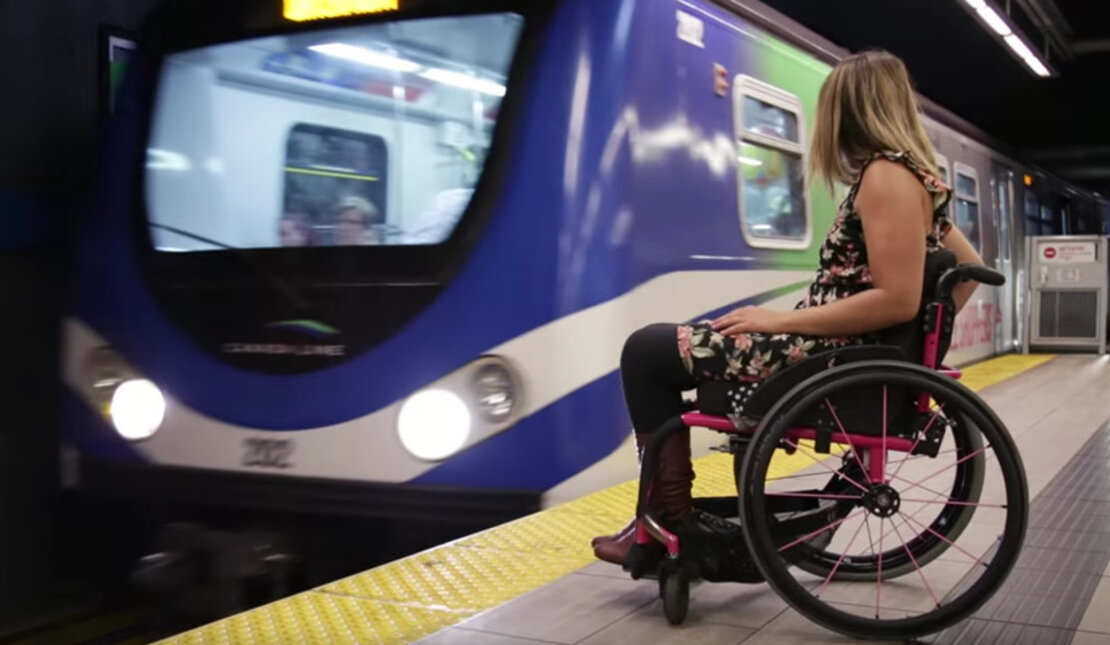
711,306,788,336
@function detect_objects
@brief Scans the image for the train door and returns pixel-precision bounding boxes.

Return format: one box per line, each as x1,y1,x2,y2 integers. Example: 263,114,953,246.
992,163,1020,352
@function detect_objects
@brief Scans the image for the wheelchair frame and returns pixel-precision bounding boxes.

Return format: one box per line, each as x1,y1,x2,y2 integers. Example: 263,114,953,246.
621,259,1028,639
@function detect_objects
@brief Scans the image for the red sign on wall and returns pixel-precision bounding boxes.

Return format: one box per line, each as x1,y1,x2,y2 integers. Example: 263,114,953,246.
1039,241,1096,264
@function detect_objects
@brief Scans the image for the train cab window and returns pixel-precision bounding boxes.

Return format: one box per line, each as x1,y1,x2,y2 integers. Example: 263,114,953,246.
145,13,525,251
733,76,809,249
954,164,982,252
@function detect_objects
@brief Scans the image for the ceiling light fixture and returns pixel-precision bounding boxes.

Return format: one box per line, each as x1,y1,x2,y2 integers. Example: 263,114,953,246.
959,0,1053,77
309,43,421,73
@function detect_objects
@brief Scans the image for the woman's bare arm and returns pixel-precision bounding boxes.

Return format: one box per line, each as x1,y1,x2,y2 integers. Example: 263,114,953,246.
938,225,985,313
714,159,936,337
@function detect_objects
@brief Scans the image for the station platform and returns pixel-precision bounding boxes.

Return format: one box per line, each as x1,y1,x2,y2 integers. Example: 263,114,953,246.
157,353,1110,645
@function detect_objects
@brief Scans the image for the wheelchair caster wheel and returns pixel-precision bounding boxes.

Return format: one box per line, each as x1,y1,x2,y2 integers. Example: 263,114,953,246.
659,571,689,625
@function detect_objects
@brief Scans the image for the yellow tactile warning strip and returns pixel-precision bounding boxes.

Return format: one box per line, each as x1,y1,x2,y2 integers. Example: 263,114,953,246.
157,353,1055,645
955,352,1055,392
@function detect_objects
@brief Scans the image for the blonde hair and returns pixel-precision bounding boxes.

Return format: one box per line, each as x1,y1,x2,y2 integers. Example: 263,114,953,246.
810,50,940,190
337,195,381,223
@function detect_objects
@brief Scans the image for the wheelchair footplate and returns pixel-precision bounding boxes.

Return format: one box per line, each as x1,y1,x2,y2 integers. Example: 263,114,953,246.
624,492,850,585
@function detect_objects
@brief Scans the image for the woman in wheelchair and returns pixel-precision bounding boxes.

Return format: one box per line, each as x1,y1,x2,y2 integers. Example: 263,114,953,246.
592,50,986,566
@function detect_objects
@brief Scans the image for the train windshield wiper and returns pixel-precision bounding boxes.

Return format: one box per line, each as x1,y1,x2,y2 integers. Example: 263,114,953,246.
149,223,308,309
150,223,238,250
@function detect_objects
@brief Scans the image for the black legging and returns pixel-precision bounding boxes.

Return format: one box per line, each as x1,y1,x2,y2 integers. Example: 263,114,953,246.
620,324,696,434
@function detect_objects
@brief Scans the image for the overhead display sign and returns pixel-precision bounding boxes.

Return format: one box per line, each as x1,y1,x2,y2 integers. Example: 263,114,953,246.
1039,240,1098,264
284,0,399,22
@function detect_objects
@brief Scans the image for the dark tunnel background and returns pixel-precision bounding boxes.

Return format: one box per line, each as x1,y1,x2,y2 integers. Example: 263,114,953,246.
0,0,164,633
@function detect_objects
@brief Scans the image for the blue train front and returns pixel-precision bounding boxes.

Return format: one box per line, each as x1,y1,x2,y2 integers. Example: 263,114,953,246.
61,0,1005,531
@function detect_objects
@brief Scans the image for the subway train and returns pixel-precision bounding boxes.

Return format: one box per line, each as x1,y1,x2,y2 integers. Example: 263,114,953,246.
62,0,1106,553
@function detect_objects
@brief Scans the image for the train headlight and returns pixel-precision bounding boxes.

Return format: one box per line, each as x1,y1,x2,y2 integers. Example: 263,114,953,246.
110,379,166,441
470,361,517,423
397,389,472,461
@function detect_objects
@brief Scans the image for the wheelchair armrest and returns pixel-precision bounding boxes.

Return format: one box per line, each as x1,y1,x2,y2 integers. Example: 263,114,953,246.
936,263,1005,301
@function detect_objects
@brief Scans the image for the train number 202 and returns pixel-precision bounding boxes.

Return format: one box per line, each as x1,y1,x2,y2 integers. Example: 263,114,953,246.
242,438,295,469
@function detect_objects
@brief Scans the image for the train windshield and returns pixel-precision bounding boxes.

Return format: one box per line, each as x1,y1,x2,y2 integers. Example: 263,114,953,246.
145,13,524,251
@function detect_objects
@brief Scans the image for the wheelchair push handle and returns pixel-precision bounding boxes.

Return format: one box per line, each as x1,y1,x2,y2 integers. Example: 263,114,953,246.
936,263,1005,301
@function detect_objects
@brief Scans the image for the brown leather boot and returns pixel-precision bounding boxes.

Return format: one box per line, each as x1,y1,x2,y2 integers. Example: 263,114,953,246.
590,432,647,551
651,428,696,524
590,518,635,550
593,431,695,565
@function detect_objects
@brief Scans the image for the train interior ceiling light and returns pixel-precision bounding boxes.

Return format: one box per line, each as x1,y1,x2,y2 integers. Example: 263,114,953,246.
308,43,508,96
960,0,1054,77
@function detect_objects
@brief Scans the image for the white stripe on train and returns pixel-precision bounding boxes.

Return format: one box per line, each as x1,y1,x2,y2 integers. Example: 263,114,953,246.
62,269,998,490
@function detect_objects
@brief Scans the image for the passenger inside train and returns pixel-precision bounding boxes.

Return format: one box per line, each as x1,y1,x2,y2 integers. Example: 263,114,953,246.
592,49,986,565
146,13,516,252
277,211,314,247
334,195,383,246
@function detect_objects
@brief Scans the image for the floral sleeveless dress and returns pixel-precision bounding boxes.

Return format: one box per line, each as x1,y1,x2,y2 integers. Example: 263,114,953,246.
677,151,953,417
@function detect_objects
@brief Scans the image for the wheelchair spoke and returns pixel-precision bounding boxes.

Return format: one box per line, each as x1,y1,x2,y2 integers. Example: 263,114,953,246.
899,444,991,496
889,474,956,502
901,498,1006,509
767,471,845,484
900,512,991,566
876,516,885,619
784,440,870,493
825,398,871,483
765,491,864,501
892,518,941,609
777,509,868,553
886,446,958,469
881,385,889,486
888,404,946,481
815,516,870,599
885,454,931,470
864,514,877,566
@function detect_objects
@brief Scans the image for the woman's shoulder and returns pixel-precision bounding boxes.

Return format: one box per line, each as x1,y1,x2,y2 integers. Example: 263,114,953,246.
858,151,949,205
857,153,927,192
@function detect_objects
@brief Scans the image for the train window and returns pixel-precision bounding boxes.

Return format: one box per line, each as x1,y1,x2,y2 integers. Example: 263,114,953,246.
145,13,524,251
1025,191,1042,236
956,173,978,198
935,154,950,185
992,169,1012,262
1025,191,1040,220
954,164,982,252
733,76,810,249
740,96,800,143
935,153,954,217
284,125,388,246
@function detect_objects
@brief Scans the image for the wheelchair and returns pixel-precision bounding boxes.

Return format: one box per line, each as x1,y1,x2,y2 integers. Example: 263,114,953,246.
623,250,1027,640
